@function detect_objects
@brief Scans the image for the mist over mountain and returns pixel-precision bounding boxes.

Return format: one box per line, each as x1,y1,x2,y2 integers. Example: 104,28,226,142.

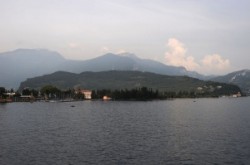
0,49,207,88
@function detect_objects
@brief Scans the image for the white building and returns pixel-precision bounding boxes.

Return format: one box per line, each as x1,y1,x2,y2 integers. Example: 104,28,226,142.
80,90,92,99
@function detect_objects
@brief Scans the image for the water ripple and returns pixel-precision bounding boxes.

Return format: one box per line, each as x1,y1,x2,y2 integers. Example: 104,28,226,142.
1,99,250,164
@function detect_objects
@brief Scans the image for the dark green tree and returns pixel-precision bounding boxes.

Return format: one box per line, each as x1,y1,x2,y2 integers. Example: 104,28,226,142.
40,85,61,98
0,87,6,96
22,88,32,95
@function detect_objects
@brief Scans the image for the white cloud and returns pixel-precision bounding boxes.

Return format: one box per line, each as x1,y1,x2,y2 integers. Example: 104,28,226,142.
100,46,110,53
68,42,79,48
100,47,127,54
165,38,231,75
201,54,230,75
165,38,199,71
116,49,126,54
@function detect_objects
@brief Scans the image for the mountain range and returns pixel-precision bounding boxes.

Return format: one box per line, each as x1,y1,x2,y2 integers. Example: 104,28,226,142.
0,49,249,94
0,49,204,88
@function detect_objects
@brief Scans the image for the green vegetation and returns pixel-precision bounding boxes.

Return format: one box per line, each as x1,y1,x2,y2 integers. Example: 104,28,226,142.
19,71,242,95
0,87,6,96
1,71,243,102
92,87,159,100
22,88,39,97
0,82,244,102
1,85,82,102
0,87,20,103
91,85,241,100
211,70,250,95
39,85,83,100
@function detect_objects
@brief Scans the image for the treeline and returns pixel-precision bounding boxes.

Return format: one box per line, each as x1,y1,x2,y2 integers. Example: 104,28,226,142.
92,87,159,100
0,85,84,100
29,85,85,100
1,84,242,102
91,87,225,100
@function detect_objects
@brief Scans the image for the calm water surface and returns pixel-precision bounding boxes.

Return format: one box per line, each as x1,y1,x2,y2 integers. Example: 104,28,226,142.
1,98,250,165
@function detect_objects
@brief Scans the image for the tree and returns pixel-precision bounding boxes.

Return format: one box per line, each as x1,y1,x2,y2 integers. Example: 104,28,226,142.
91,90,98,99
0,87,6,96
40,85,61,99
74,92,85,100
22,88,32,95
31,89,39,97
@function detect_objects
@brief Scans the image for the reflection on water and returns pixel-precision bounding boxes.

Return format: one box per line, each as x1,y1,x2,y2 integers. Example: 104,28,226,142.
0,98,250,164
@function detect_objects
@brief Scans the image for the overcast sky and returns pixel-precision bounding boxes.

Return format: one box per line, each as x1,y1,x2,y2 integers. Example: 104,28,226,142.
1,0,250,75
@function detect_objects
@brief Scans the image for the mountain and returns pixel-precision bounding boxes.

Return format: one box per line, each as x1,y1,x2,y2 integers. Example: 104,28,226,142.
19,70,241,97
211,69,250,95
0,49,205,89
0,49,66,88
58,52,205,78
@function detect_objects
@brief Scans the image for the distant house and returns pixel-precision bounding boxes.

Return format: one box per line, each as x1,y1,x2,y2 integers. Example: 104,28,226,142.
232,92,241,98
4,92,16,97
79,90,92,99
20,95,35,102
103,95,112,101
197,87,203,91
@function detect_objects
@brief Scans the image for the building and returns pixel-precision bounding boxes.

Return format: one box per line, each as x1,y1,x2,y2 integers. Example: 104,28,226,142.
103,95,112,101
232,92,241,98
80,90,92,99
19,95,35,102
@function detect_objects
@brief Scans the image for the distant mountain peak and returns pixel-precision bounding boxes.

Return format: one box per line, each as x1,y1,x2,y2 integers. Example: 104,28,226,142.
0,48,64,59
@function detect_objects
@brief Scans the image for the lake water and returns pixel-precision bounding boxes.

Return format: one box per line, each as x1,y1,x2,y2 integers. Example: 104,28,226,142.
1,98,250,165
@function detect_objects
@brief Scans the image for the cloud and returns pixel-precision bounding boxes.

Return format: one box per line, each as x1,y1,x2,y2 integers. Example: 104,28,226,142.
68,42,79,49
100,47,127,54
100,46,110,53
201,54,230,75
116,49,126,54
165,38,199,70
165,38,231,75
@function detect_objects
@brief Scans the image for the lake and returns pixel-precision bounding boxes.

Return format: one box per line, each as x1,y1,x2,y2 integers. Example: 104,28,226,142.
1,98,250,165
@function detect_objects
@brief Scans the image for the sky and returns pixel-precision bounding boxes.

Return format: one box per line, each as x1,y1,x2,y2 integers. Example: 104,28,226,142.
1,0,250,75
